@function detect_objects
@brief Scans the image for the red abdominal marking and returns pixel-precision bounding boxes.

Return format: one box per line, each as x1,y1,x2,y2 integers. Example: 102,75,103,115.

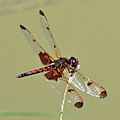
33,66,52,73
16,66,53,78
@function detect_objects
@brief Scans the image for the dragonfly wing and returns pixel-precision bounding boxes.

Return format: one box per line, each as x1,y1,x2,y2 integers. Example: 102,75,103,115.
66,84,83,108
71,72,107,98
39,10,62,58
47,76,83,108
20,25,54,65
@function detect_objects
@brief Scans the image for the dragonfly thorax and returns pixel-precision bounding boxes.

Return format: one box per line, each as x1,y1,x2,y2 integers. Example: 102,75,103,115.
53,57,68,69
52,57,80,75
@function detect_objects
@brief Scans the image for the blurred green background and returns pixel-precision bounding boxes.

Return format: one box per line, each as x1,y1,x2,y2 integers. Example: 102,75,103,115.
0,0,119,120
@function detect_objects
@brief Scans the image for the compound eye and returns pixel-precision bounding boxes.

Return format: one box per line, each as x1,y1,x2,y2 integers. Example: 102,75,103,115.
70,57,78,67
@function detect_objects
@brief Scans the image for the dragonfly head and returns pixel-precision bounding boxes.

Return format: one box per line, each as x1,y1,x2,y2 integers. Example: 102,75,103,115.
68,57,80,73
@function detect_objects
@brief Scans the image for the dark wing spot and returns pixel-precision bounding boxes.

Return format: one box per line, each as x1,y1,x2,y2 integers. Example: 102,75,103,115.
54,45,56,48
100,91,107,98
39,10,44,16
33,39,36,42
74,102,83,108
20,25,26,30
68,89,74,92
87,81,92,86
46,27,49,30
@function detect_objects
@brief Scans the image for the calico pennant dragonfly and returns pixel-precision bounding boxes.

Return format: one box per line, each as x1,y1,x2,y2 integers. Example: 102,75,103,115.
17,10,107,120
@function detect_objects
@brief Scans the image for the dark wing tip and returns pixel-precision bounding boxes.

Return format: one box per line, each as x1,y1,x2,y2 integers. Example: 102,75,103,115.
20,24,26,30
39,10,44,16
74,102,83,108
100,91,107,98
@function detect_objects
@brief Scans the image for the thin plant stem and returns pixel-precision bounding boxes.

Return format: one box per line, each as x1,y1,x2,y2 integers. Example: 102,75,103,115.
59,83,69,120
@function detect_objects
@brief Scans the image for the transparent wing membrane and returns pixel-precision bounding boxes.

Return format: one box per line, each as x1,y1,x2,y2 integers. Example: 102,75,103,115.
66,85,83,108
71,72,107,98
39,10,62,58
47,76,83,108
58,75,83,120
20,25,54,65
20,25,45,54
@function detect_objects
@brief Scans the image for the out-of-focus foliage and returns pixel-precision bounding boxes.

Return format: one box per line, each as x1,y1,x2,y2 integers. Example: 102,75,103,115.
0,0,40,16
0,0,95,16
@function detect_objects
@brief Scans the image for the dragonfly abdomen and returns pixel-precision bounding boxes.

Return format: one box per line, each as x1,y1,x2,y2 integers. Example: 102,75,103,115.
16,66,53,78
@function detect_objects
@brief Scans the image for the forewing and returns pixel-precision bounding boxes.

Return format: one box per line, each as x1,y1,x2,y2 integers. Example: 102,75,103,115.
39,10,61,58
20,25,54,65
71,72,107,98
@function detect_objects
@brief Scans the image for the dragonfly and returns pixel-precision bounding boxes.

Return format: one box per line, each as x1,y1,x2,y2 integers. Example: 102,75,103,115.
17,10,107,120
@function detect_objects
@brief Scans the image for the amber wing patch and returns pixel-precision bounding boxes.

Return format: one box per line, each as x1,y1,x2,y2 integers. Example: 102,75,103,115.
39,51,53,65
